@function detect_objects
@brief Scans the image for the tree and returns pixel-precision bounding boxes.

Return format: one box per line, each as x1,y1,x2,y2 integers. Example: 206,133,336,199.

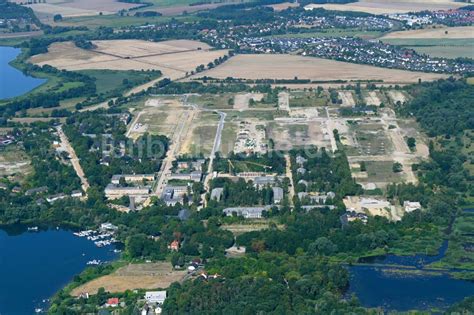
53,14,62,22
392,162,403,173
407,137,416,151
308,237,337,256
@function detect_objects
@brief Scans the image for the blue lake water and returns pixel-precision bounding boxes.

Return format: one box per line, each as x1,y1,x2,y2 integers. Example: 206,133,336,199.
349,236,474,311
0,46,46,100
0,227,118,315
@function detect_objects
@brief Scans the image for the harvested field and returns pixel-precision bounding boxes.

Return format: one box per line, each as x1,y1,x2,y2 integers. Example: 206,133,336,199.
71,262,185,296
267,2,300,11
14,0,141,18
189,54,447,84
338,91,356,107
30,40,228,80
382,26,474,39
304,0,466,14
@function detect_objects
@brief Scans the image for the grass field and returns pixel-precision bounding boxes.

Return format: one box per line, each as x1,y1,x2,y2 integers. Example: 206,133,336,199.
189,54,448,84
188,94,234,110
289,90,328,107
70,262,186,296
78,69,162,95
381,31,474,58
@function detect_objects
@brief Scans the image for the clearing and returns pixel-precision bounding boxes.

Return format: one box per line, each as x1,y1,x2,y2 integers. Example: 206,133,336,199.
71,262,186,296
189,54,447,84
30,40,228,80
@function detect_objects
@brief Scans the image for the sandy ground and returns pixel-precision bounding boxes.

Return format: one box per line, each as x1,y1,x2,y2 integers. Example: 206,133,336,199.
338,91,356,107
365,91,382,106
278,91,290,111
387,90,408,104
30,40,227,80
304,0,466,14
189,54,447,84
382,26,474,39
71,262,186,296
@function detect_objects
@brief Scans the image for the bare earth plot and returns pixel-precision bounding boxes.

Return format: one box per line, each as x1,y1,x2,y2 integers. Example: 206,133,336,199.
234,93,264,111
338,91,356,107
364,91,382,106
304,0,466,14
30,40,228,80
387,90,408,104
268,121,331,151
189,54,447,85
71,262,185,296
179,111,219,156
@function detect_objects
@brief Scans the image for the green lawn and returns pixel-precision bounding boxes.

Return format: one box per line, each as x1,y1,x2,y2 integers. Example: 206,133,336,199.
382,38,474,59
78,69,161,95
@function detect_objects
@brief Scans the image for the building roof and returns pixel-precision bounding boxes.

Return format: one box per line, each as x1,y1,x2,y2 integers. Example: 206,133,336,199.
145,290,167,304
272,187,284,201
210,187,224,201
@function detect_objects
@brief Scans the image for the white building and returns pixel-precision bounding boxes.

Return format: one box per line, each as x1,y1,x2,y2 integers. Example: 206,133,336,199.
145,291,167,304
404,201,421,213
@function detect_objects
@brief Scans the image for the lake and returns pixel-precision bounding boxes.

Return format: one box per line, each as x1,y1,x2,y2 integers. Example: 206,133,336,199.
349,238,474,311
0,227,118,315
0,46,46,100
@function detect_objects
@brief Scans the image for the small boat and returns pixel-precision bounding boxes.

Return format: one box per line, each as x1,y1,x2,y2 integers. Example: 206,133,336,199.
28,226,39,232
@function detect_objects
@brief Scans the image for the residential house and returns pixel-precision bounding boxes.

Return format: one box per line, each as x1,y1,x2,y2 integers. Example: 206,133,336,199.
404,201,421,213
272,187,284,204
210,187,223,201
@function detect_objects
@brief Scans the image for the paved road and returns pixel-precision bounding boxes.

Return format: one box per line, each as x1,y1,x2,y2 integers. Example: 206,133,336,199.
57,126,90,195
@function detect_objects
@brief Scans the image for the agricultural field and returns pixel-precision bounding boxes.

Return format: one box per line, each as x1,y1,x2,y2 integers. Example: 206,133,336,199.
382,26,474,40
304,0,466,15
70,262,186,296
11,0,141,20
190,54,448,85
381,26,474,59
30,40,228,80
